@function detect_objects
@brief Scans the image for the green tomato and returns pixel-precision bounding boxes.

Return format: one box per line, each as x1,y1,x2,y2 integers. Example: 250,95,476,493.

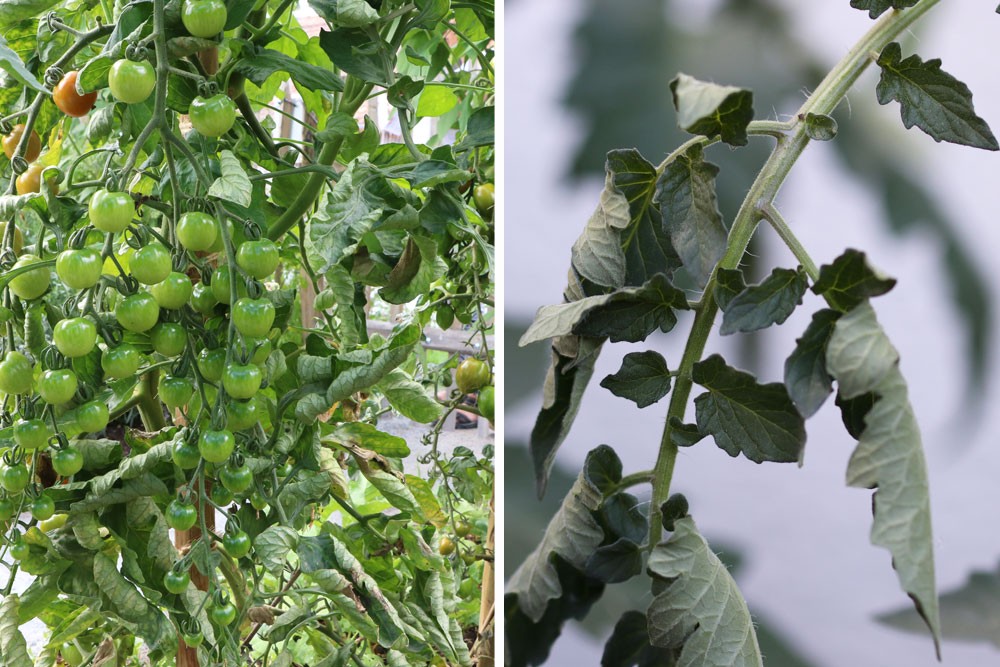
115,292,159,332
222,363,261,400
150,322,188,357
191,282,218,314
30,493,55,521
163,568,190,594
231,297,275,338
182,629,204,648
197,348,226,382
76,401,109,432
151,272,193,310
9,539,30,561
37,368,77,405
456,358,491,393
236,239,280,279
220,463,253,493
0,498,14,521
473,183,495,218
0,351,33,395
211,483,233,506
129,243,172,285
176,212,218,251
165,499,197,531
102,344,141,379
89,190,134,233
13,418,49,450
209,600,237,626
53,317,97,358
108,59,155,104
56,248,103,290
478,385,494,423
210,264,246,304
172,439,201,470
226,398,257,431
182,0,227,38
249,490,268,510
1,464,30,493
159,376,194,409
199,429,235,463
9,254,50,300
51,446,84,477
222,528,251,558
189,94,236,137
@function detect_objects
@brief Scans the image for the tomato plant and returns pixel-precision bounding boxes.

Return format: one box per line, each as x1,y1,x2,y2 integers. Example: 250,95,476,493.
0,0,493,665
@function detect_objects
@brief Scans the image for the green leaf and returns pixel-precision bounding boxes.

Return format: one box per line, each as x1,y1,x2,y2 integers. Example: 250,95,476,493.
0,0,59,32
602,610,678,667
571,171,630,289
377,369,444,424
656,143,726,289
784,309,841,418
713,268,746,311
668,417,705,449
585,538,643,584
93,552,176,653
719,266,809,335
255,525,300,575
326,421,410,457
507,446,612,621
574,273,689,343
669,73,754,147
519,294,612,347
600,351,672,409
647,517,762,665
235,47,345,91
416,85,459,118
692,354,805,463
0,595,32,667
208,150,253,208
326,324,420,404
812,248,896,312
78,55,114,93
454,105,494,151
315,111,358,141
875,43,998,150
404,474,447,528
825,302,941,655
307,0,379,26
379,235,447,304
319,28,391,86
850,0,919,19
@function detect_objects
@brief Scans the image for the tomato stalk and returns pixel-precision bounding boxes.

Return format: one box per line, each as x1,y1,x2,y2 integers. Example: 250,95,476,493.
646,0,942,551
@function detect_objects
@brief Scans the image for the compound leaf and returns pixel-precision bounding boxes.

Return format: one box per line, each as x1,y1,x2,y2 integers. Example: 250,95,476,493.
571,171,631,289
850,0,918,18
784,309,841,418
692,354,805,463
876,43,998,151
656,144,726,289
825,302,941,655
719,266,808,335
669,73,754,147
647,517,762,666
574,273,689,343
600,351,672,409
812,248,896,312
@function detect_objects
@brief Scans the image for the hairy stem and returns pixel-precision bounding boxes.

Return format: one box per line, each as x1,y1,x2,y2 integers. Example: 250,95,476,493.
647,0,941,549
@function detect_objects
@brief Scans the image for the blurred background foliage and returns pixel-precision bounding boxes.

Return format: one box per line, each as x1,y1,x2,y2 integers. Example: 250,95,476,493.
506,0,997,664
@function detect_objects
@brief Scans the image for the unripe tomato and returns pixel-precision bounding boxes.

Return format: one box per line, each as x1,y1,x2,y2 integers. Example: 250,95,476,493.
189,94,236,137
129,243,171,285
165,499,197,531
1,463,29,492
102,344,141,379
159,375,194,409
89,190,133,233
115,292,159,332
30,493,55,521
197,348,226,382
53,317,97,358
438,536,456,556
222,363,261,400
76,400,110,432
236,239,280,279
9,539,30,561
209,600,237,626
210,264,246,304
13,418,49,449
2,124,41,162
172,439,201,469
0,498,14,521
150,272,193,309
51,446,84,477
182,0,228,38
163,568,190,594
473,183,495,218
454,519,473,537
176,211,218,250
0,221,24,254
0,351,33,394
226,398,257,431
231,297,275,338
249,490,268,510
9,254,50,299
222,528,251,558
191,282,218,314
182,629,204,647
478,385,495,423
455,358,490,393
150,322,188,356
56,248,103,289
220,462,252,493
52,71,97,117
199,429,235,463
211,483,233,506
108,59,155,104
37,368,77,405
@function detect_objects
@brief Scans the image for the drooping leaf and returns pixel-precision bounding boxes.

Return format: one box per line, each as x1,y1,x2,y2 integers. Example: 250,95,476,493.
849,0,919,18
574,273,689,343
507,446,617,622
669,73,754,147
571,171,631,289
719,266,808,335
812,248,896,312
235,47,345,91
875,43,998,150
600,351,672,409
326,324,420,404
254,525,300,575
825,302,941,655
377,369,443,423
308,0,379,27
656,144,726,289
319,28,390,86
784,309,841,418
93,553,176,653
379,235,447,304
585,538,643,584
692,354,805,463
646,517,762,666
208,150,253,208
0,594,32,667
602,610,678,667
